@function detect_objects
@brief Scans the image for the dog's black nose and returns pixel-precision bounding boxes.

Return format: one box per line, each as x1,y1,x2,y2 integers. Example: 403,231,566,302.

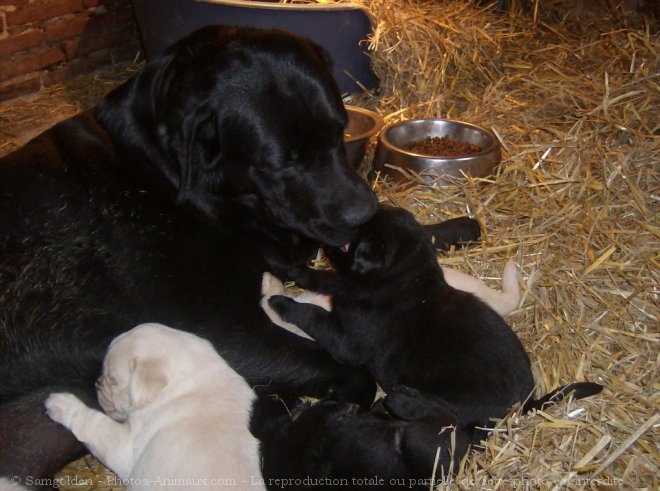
341,190,377,227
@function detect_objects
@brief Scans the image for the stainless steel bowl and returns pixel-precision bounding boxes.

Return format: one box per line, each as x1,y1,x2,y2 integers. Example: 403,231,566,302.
344,105,384,168
373,119,501,183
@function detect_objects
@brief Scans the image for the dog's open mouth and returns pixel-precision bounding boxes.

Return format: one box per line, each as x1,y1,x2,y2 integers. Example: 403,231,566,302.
340,243,350,253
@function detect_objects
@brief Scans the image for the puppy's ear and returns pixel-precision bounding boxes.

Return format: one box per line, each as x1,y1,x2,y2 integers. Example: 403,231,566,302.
128,357,168,410
350,240,386,275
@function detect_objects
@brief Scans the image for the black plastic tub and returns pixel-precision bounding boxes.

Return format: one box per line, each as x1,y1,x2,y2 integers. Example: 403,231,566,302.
131,0,378,94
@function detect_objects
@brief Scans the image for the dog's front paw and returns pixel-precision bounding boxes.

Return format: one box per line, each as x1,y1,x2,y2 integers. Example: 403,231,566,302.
268,295,297,317
261,272,285,298
45,392,86,429
295,291,333,312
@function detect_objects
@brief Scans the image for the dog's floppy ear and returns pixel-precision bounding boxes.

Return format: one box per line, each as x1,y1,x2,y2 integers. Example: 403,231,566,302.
127,357,168,410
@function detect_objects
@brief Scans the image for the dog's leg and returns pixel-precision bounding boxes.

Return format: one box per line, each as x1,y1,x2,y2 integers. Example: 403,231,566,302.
222,276,376,407
45,393,133,479
498,258,521,314
423,216,481,251
261,273,314,340
268,296,362,366
261,272,333,341
291,268,344,295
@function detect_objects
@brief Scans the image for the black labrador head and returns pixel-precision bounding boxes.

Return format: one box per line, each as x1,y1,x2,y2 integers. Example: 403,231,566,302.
324,205,436,278
96,25,377,246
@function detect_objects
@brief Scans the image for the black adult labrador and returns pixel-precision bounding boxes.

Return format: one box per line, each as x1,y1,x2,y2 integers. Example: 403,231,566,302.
0,25,385,483
268,205,602,442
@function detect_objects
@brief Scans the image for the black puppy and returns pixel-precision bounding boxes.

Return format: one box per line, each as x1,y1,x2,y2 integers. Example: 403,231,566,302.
253,383,599,490
251,388,473,491
0,26,380,482
268,205,602,443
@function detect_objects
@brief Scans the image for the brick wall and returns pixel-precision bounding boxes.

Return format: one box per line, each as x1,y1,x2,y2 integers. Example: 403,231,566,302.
0,0,141,102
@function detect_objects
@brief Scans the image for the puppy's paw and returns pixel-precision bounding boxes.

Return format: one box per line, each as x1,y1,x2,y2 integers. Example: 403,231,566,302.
45,392,86,428
295,291,333,312
260,274,287,326
500,259,520,300
261,272,284,298
268,295,296,317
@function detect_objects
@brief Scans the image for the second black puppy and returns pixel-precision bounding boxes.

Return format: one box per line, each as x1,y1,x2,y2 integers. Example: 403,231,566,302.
251,388,473,490
267,205,602,432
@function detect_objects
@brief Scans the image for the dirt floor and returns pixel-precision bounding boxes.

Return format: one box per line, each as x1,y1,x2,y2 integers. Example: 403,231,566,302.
0,0,657,489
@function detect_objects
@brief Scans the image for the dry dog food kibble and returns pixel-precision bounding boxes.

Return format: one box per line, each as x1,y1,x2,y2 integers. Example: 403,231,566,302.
403,136,482,157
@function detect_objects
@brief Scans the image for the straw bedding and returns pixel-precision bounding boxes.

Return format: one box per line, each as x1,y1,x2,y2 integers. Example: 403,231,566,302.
0,1,657,489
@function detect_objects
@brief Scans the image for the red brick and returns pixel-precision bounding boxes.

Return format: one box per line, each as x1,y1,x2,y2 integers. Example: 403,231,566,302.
63,28,132,59
44,14,90,42
0,0,29,6
89,0,129,8
0,75,41,102
6,0,83,27
83,1,130,18
5,24,37,38
0,46,65,81
0,29,43,57
44,48,111,85
89,9,130,30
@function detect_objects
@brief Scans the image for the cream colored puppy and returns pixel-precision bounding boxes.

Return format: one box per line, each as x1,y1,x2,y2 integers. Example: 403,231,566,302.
439,258,520,317
45,323,264,491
